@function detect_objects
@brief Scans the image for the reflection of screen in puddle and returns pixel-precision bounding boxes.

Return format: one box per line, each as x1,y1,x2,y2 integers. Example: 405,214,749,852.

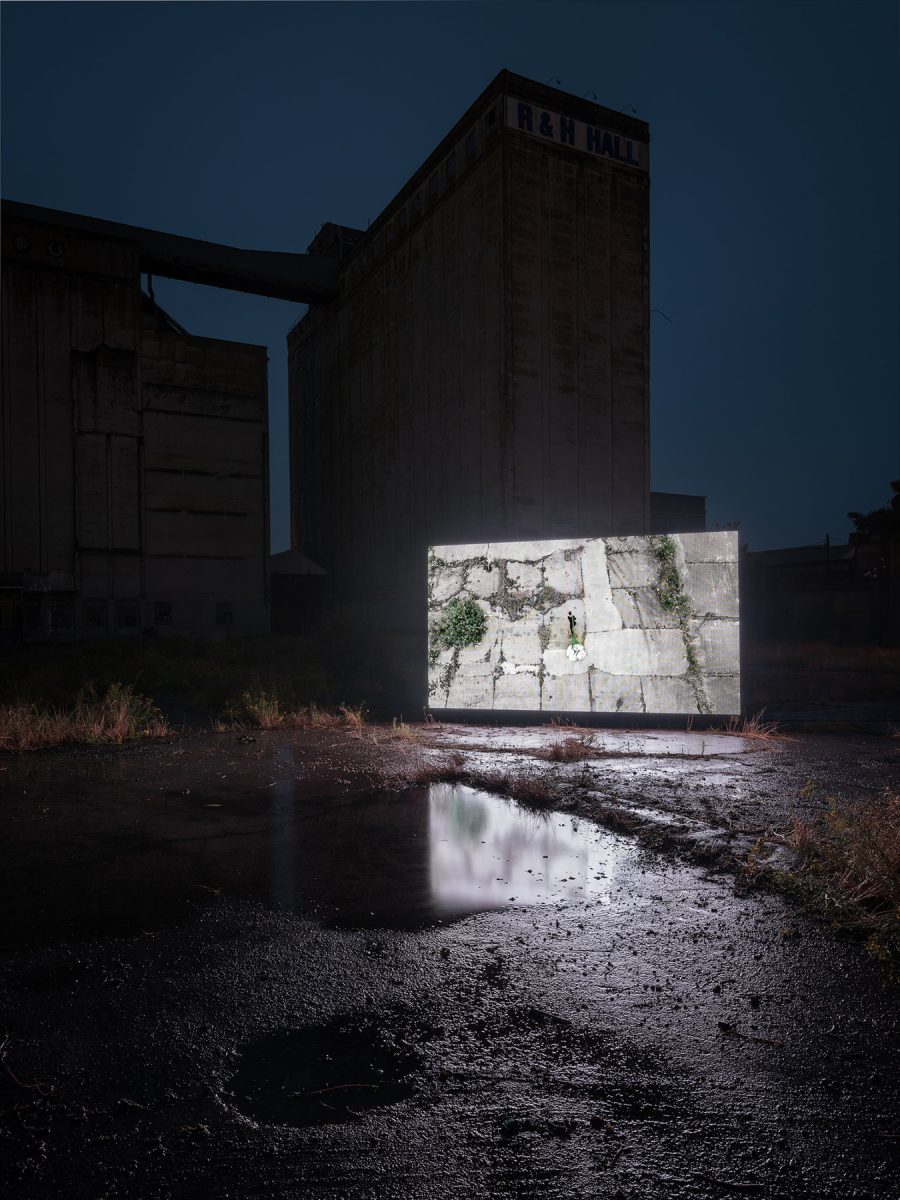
428,784,619,916
427,531,740,713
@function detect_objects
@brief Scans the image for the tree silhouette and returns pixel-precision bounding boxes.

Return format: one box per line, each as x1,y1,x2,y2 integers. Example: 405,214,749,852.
848,481,900,535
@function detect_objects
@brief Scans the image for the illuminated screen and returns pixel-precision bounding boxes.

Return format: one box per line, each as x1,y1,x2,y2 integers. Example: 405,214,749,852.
427,533,740,714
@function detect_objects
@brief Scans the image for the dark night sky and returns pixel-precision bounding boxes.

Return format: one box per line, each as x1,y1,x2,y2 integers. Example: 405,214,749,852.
2,0,897,552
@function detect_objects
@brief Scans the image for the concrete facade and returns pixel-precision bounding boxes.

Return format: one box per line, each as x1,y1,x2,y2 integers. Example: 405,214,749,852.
288,72,651,644
0,211,269,639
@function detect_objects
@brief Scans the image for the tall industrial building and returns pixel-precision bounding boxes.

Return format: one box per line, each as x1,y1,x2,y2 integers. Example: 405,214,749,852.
1,203,271,639
289,70,651,637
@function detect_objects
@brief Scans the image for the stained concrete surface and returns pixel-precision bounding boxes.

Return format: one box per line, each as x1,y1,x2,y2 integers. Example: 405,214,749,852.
0,730,897,1198
428,535,740,713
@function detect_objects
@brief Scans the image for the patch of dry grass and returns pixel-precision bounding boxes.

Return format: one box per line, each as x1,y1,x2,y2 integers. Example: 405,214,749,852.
399,753,560,809
542,733,595,762
470,768,558,808
717,711,782,740
747,788,900,970
0,684,169,751
225,689,369,733
365,718,421,747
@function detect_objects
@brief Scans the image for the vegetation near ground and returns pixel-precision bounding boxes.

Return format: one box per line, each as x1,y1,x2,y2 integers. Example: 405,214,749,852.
217,693,368,732
0,632,406,749
745,786,900,974
0,684,168,751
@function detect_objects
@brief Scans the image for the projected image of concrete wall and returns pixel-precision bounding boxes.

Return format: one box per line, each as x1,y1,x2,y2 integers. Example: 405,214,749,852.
427,533,740,713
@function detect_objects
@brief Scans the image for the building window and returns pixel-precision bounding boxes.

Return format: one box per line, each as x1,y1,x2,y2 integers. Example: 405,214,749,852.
465,131,477,162
446,152,456,184
116,601,139,629
215,601,233,627
485,106,497,129
411,192,422,222
153,601,173,626
50,602,74,632
0,590,22,631
84,602,107,630
427,173,440,203
398,206,408,234
24,598,41,630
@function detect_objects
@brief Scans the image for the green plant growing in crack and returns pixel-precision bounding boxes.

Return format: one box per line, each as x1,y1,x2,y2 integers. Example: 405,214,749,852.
653,535,691,620
428,634,442,668
649,535,711,715
438,598,487,649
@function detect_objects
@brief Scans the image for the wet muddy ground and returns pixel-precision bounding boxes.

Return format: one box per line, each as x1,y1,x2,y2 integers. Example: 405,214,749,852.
1,727,898,1198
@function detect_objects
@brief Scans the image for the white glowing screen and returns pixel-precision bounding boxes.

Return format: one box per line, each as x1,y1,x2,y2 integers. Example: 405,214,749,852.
427,533,740,714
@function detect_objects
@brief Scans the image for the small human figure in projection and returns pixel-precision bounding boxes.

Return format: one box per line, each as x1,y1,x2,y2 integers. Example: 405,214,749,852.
566,611,586,661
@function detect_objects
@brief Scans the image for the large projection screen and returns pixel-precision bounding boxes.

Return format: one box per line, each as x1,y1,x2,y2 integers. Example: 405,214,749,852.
427,533,740,714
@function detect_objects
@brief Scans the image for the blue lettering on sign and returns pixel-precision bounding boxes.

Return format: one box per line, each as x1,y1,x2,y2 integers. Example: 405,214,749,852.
516,105,643,168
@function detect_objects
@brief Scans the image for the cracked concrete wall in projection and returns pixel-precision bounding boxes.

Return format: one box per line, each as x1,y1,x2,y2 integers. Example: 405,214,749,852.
427,533,740,713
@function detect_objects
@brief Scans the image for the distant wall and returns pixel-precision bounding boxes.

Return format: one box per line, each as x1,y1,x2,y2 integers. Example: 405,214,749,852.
742,535,898,646
650,492,706,534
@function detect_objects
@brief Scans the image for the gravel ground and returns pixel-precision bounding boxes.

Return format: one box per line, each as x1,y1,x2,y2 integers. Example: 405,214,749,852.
0,727,897,1199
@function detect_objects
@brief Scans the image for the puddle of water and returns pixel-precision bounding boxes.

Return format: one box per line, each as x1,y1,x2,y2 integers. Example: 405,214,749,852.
1,750,628,945
428,784,620,916
266,783,624,928
229,1016,420,1126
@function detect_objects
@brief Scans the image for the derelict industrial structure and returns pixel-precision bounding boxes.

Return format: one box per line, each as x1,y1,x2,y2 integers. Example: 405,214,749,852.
3,71,702,675
289,71,652,635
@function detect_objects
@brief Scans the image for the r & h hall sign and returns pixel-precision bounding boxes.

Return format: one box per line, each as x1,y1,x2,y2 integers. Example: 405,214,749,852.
506,97,648,171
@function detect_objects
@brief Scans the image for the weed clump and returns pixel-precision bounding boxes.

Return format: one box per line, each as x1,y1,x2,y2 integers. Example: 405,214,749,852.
648,535,711,715
400,754,560,810
438,598,486,649
0,683,169,751
718,711,781,740
543,734,595,762
390,717,417,742
224,688,368,732
747,787,900,972
653,535,689,618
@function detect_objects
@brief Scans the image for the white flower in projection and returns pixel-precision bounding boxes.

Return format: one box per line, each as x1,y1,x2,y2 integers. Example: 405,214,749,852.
565,610,587,661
